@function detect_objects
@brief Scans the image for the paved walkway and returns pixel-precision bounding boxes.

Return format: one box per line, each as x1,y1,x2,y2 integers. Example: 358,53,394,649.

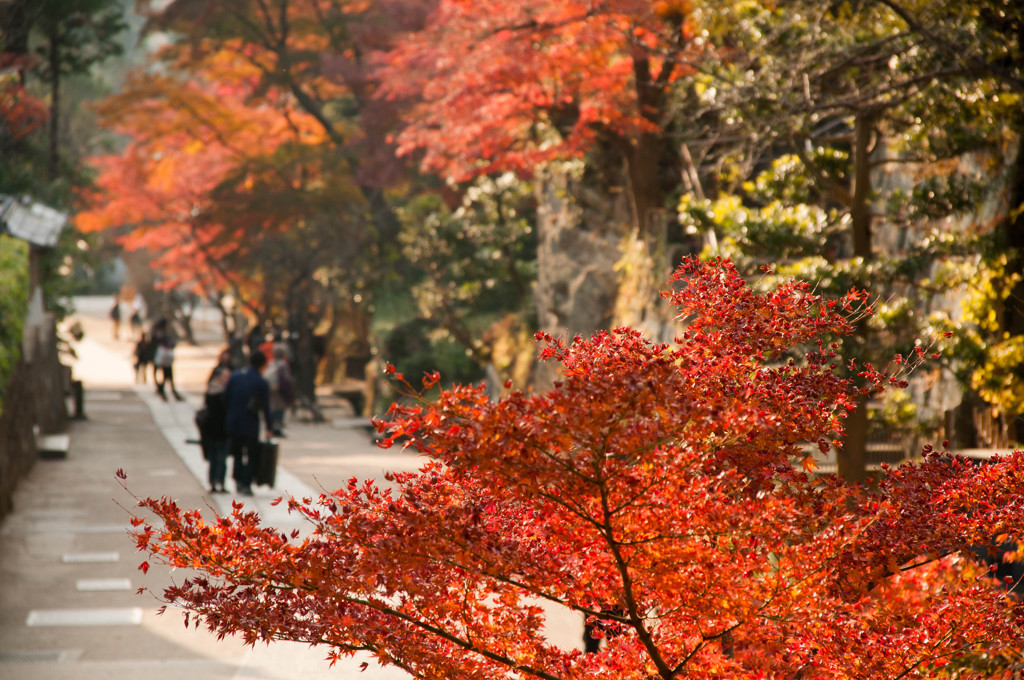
0,301,418,680
1,298,585,679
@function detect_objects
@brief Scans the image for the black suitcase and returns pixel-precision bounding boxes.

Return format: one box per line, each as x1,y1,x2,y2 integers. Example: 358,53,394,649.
254,440,278,488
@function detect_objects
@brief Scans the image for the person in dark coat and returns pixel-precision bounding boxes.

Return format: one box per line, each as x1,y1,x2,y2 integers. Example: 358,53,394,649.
201,365,231,494
223,350,272,496
133,333,154,384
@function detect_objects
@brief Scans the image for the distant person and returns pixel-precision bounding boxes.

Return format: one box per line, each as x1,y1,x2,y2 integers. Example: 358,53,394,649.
207,347,233,385
200,366,231,494
259,328,282,363
129,293,146,340
246,326,264,358
264,344,294,437
110,293,122,340
227,334,247,370
152,319,183,401
133,333,154,384
223,351,273,496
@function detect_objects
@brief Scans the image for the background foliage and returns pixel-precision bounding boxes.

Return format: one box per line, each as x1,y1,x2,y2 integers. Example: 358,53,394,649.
0,236,28,402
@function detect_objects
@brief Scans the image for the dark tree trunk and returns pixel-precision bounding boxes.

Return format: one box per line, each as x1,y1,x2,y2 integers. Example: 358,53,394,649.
290,295,315,404
47,28,60,180
850,113,875,259
995,132,1024,443
840,112,877,483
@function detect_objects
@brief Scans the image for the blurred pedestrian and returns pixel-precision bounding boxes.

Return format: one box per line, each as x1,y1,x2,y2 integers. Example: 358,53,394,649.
110,293,122,340
265,344,294,437
207,347,233,384
200,366,231,494
246,325,264,358
227,334,247,370
129,293,146,340
152,319,183,401
133,332,154,384
223,350,273,496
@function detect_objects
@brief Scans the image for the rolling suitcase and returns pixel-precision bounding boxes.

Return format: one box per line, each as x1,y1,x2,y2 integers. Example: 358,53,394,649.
254,439,278,488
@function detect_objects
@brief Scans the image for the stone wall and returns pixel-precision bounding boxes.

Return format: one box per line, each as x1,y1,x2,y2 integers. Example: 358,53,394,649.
0,315,68,520
533,160,630,388
0,362,38,518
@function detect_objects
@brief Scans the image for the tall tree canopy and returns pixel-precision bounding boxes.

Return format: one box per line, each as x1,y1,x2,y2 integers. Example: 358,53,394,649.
77,56,334,296
78,0,427,373
379,0,701,237
81,0,1024,438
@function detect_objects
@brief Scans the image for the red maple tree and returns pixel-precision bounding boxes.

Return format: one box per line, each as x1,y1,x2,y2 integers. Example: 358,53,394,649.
377,0,700,232
76,56,332,301
123,258,1024,679
0,55,48,144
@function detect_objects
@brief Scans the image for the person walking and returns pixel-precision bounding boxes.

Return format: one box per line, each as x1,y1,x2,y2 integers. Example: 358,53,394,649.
110,293,122,340
129,292,146,340
200,365,231,494
152,319,183,401
264,344,294,437
206,347,233,385
132,332,154,384
223,351,273,496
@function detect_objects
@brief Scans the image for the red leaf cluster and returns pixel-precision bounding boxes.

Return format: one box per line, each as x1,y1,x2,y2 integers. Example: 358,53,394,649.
124,258,1024,679
0,66,48,141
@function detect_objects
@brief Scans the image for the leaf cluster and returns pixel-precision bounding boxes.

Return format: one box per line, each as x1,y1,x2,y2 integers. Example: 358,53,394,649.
120,260,1024,680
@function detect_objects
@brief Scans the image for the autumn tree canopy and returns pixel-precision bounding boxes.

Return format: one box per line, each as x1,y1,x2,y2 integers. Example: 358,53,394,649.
125,259,1024,679
378,0,700,235
76,58,333,297
79,0,1023,438
76,0,430,381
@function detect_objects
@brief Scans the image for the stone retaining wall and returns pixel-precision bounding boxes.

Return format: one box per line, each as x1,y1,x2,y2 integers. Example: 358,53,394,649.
0,315,68,520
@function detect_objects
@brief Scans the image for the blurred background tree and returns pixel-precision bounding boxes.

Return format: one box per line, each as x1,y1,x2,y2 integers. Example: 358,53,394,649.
672,0,1024,478
68,0,1024,478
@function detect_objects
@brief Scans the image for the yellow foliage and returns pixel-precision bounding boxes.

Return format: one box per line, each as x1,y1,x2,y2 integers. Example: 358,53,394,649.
971,336,1024,415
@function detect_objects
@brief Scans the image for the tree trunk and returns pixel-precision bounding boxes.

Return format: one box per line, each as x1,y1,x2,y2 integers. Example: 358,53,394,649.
850,113,875,259
995,131,1024,443
998,134,1024,334
287,285,321,421
841,112,877,483
47,28,60,180
839,400,869,483
532,157,630,388
611,131,673,340
612,50,674,340
532,122,673,388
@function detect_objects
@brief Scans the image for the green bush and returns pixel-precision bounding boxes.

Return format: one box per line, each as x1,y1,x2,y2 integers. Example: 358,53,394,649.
0,236,29,402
